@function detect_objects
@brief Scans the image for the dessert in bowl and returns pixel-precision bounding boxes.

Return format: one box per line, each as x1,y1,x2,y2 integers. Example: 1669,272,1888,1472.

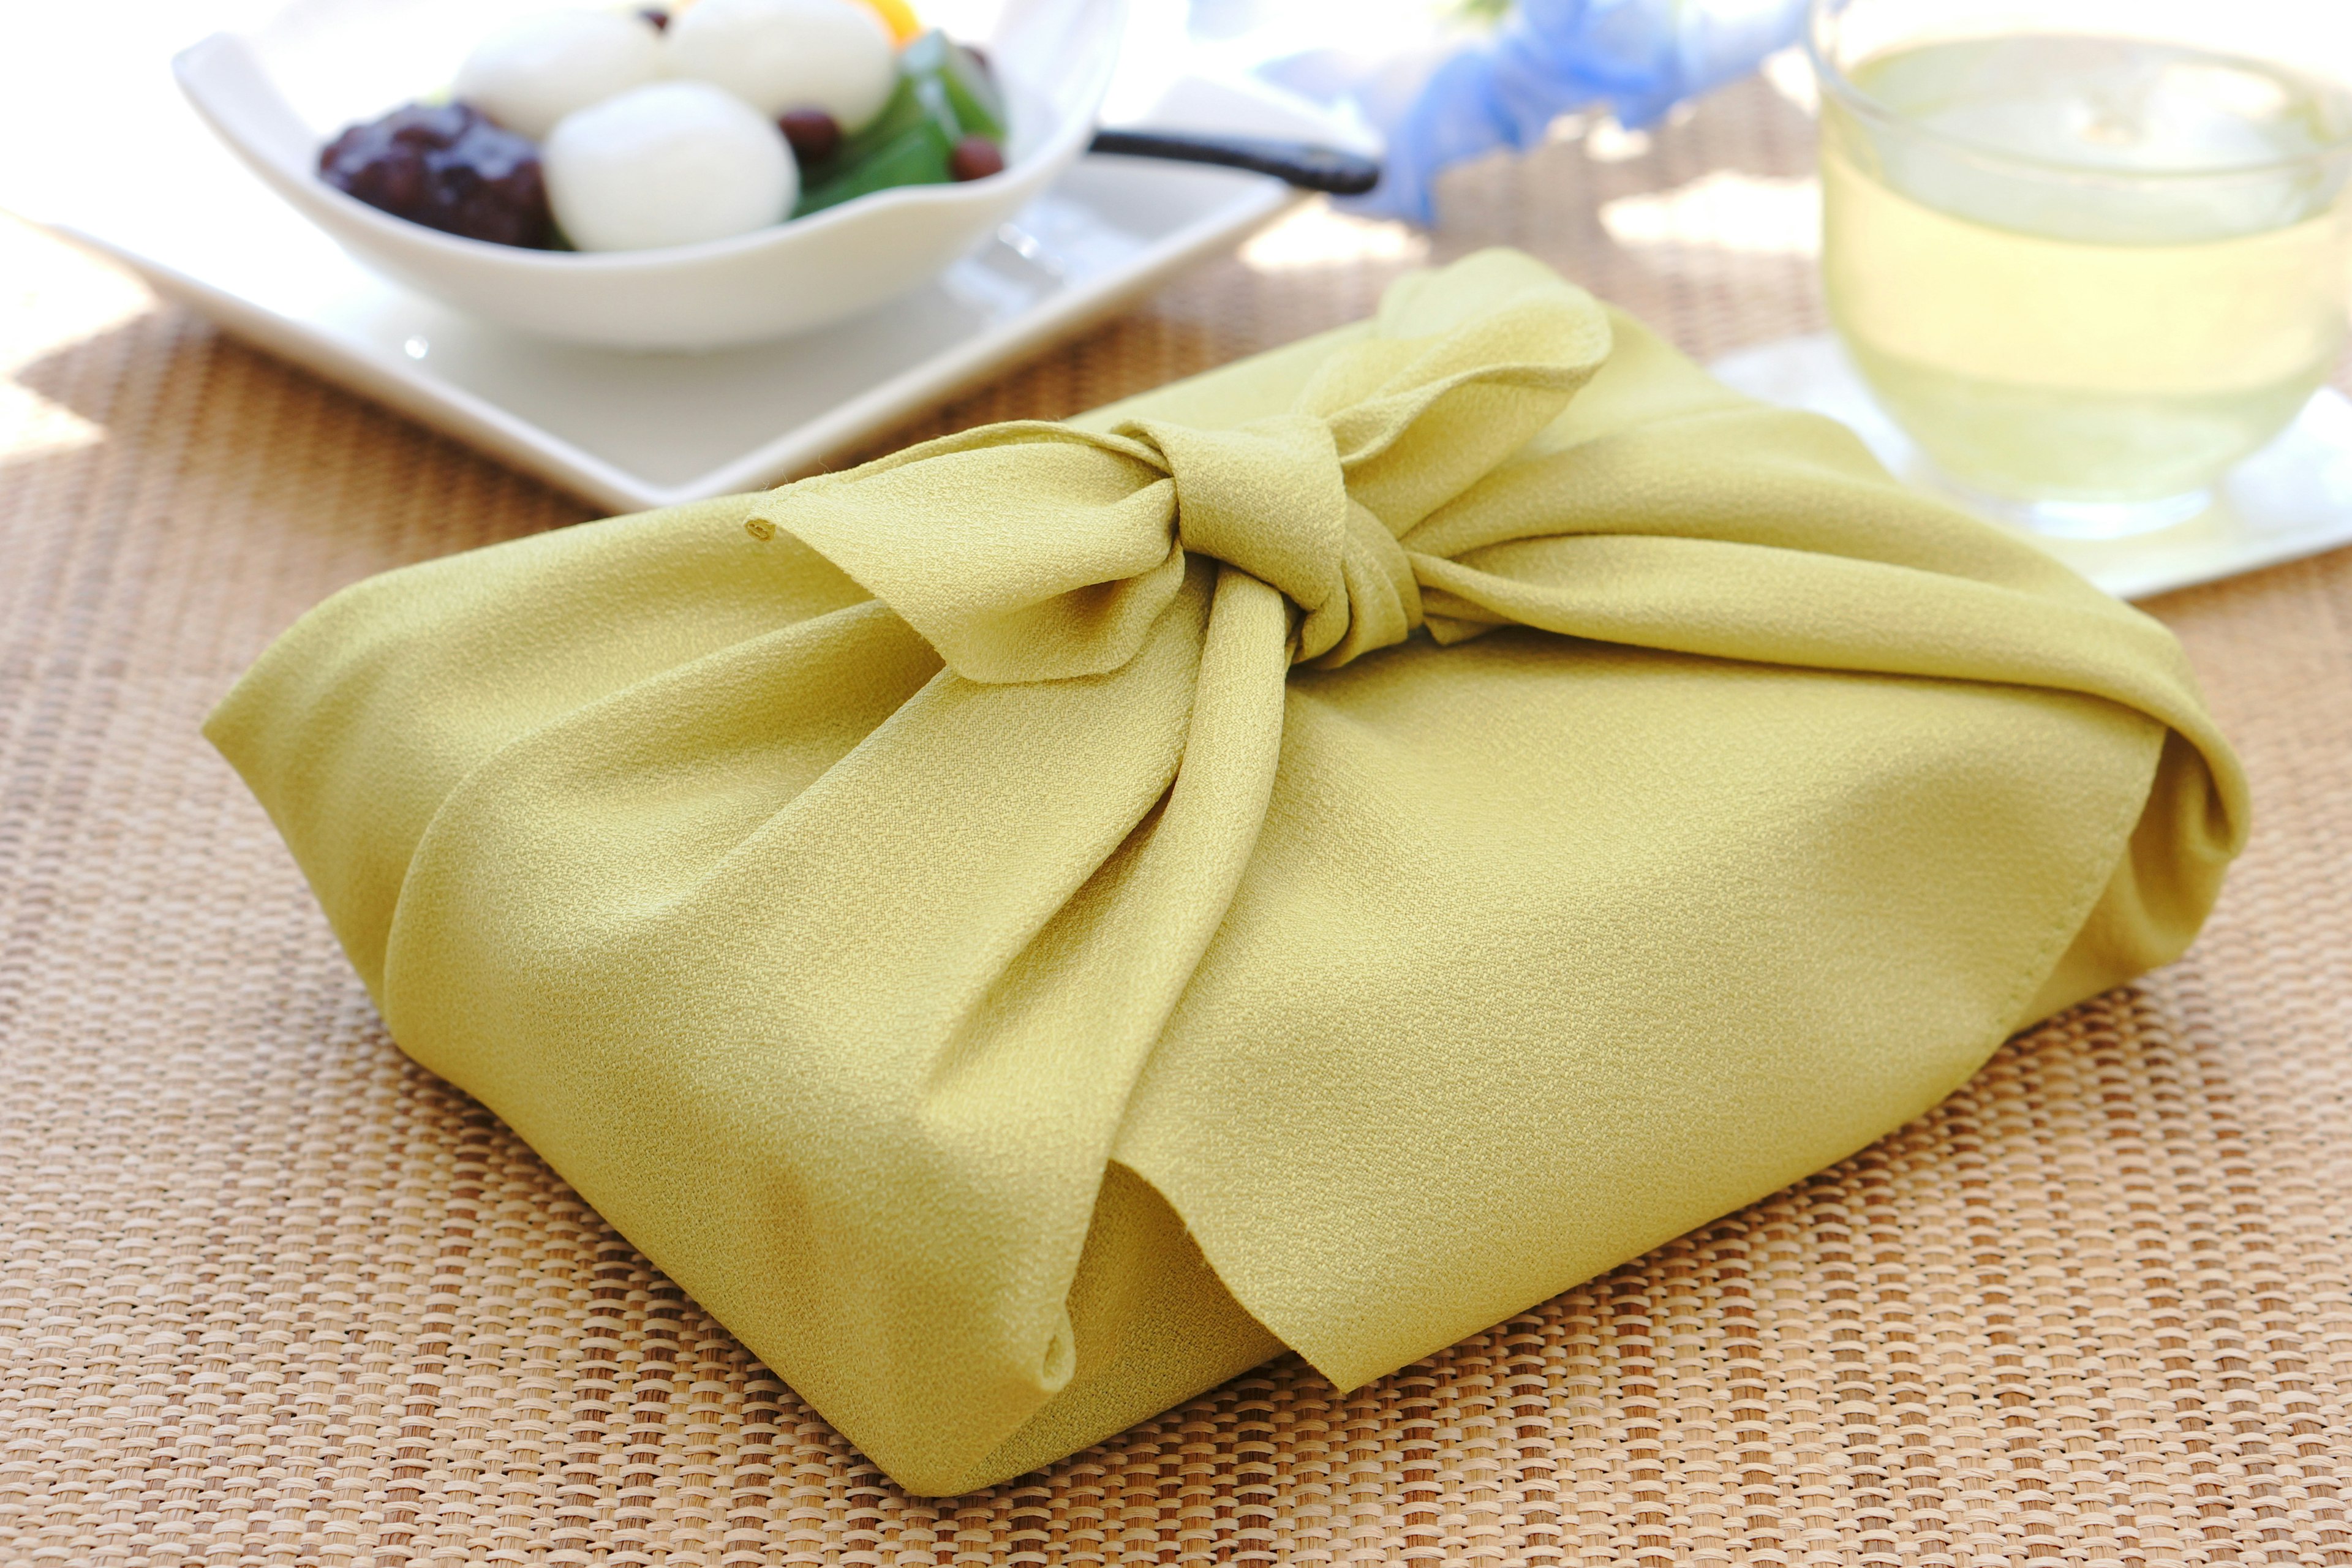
175,0,1123,349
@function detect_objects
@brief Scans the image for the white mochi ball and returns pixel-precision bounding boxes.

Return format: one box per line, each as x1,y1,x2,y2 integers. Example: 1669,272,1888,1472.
665,0,897,130
454,10,667,141
544,80,797,252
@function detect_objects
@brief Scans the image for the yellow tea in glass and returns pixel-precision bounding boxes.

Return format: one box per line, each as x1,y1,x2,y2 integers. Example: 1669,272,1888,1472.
1812,0,2352,535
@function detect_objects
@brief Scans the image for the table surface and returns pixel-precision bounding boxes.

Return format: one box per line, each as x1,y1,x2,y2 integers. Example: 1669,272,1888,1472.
4,70,2350,1567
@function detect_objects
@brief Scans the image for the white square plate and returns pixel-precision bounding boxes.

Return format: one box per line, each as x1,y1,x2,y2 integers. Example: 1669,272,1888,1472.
1713,332,2352,603
9,29,1357,513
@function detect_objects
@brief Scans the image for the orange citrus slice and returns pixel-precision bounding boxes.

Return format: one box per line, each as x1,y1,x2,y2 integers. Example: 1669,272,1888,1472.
862,0,923,43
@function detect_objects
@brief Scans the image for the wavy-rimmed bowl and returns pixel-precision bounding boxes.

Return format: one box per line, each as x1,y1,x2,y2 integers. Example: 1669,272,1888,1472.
175,0,1123,349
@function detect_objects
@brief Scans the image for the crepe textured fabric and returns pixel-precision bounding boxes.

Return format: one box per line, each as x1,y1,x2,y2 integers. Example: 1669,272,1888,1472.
206,249,2246,1497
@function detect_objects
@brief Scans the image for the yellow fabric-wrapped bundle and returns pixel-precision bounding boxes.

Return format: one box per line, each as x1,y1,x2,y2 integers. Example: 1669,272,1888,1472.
208,250,2246,1496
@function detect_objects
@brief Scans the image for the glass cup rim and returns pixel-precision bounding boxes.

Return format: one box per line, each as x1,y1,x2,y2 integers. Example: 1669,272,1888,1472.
1804,0,2352,186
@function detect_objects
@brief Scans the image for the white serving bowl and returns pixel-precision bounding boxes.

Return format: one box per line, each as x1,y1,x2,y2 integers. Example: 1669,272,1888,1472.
175,0,1123,350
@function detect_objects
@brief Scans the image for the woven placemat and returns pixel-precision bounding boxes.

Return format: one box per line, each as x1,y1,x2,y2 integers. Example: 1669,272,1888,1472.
4,77,2349,1566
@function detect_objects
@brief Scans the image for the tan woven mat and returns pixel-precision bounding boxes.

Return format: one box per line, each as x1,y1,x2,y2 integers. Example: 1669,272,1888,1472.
5,76,2350,1566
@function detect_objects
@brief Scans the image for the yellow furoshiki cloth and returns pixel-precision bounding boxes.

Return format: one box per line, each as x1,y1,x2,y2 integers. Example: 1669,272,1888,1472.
208,250,2246,1495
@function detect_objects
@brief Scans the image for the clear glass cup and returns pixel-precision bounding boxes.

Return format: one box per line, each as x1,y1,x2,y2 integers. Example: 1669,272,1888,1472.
1809,0,2352,536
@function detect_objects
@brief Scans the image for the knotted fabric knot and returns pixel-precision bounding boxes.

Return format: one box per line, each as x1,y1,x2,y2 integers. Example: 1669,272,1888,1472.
1118,414,1419,668
747,260,1618,684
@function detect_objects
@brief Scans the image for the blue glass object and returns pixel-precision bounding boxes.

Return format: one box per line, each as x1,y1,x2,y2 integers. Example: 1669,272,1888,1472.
1236,0,1812,224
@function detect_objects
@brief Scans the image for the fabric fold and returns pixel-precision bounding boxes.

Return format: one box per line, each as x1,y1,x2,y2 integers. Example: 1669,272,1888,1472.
208,248,2247,1496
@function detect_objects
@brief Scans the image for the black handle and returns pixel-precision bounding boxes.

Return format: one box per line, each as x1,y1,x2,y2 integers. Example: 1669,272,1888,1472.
1086,128,1381,196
